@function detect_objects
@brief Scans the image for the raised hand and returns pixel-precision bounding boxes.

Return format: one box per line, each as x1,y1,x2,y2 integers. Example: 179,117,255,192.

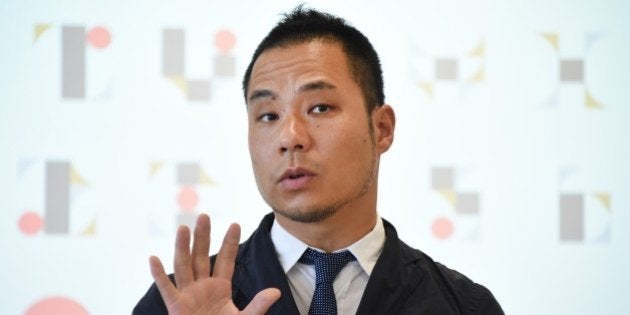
149,214,281,314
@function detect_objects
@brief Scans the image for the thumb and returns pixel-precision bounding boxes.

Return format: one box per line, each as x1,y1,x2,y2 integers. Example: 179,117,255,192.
241,288,281,314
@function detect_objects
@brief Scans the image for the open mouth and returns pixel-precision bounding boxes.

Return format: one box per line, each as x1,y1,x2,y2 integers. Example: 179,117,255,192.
278,168,315,189
279,167,314,182
288,173,306,179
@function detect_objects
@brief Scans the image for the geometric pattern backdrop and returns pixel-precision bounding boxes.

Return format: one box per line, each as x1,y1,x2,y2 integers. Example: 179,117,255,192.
1,1,629,314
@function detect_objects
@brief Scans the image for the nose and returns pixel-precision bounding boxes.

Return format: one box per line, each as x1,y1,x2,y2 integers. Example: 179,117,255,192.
279,114,310,154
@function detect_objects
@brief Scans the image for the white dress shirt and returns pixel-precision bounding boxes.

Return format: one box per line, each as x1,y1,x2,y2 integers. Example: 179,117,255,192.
270,217,385,315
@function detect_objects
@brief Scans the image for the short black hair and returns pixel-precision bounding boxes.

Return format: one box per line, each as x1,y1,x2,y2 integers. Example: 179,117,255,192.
242,5,385,112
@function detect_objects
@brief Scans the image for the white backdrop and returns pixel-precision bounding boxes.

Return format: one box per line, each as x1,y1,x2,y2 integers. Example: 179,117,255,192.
1,0,629,314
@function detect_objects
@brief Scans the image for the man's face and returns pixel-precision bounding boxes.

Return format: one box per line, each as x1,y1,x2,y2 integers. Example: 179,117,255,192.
246,40,383,223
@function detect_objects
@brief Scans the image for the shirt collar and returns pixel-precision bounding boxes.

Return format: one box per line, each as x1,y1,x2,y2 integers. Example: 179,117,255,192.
270,216,385,276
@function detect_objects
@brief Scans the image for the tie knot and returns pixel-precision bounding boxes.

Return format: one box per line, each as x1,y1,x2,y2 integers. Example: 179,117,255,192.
299,248,356,284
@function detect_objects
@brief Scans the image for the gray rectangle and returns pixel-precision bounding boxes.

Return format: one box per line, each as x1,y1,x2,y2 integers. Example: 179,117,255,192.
432,167,454,190
177,212,197,230
163,29,185,76
560,59,584,82
45,161,70,234
187,80,210,101
435,58,458,80
456,192,480,215
62,26,85,98
560,194,584,241
177,162,200,185
214,55,235,77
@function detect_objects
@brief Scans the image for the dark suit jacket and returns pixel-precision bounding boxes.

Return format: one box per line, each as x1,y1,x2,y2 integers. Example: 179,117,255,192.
133,213,503,314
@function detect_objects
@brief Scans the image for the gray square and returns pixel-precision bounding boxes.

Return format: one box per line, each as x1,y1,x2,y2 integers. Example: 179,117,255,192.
214,55,236,77
187,80,210,101
560,59,583,82
177,163,200,185
177,212,197,230
432,167,454,190
560,194,584,241
456,192,479,215
435,58,458,80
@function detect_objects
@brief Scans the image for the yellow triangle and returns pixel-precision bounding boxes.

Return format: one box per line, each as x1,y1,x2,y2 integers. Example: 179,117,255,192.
467,67,485,83
467,40,484,58
81,218,96,236
168,76,188,93
585,89,603,109
149,161,166,178
199,170,216,186
34,23,52,43
438,189,457,207
70,166,88,186
418,81,433,98
541,33,559,51
593,192,611,212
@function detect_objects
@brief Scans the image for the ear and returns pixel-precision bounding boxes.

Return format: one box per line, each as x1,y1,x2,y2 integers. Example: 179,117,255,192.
371,104,395,154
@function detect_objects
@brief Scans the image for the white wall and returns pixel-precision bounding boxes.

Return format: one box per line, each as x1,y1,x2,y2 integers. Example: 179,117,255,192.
1,0,629,314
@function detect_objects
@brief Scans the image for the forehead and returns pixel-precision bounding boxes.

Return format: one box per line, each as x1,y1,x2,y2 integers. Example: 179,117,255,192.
247,40,355,99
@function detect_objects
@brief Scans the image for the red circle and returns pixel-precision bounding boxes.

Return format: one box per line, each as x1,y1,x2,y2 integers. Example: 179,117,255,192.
25,296,88,315
177,186,199,212
19,211,43,235
87,26,111,49
431,217,454,240
215,29,236,53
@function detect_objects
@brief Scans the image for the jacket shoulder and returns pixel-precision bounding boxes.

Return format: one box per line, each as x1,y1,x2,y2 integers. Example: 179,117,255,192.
398,242,504,315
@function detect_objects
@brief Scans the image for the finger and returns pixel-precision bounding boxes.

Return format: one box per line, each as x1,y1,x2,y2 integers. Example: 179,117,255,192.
192,214,211,279
242,288,281,315
213,223,241,280
173,225,194,289
149,256,179,306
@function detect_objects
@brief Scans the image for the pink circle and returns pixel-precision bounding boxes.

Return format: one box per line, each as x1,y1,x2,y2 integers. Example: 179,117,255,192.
215,29,236,53
25,296,88,315
431,217,454,240
19,211,43,235
177,186,199,212
87,26,111,49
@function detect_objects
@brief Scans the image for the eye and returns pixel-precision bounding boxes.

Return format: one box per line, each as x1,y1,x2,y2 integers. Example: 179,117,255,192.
258,113,279,122
310,104,331,114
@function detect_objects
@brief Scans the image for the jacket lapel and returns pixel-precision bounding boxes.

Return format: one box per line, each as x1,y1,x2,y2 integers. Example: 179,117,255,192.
356,219,424,315
232,213,301,314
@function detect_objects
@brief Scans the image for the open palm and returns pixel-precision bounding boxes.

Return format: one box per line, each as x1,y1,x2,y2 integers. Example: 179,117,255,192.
149,214,280,314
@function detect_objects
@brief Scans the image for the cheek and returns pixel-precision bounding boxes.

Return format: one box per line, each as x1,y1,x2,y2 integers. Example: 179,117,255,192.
249,137,274,176
249,150,270,193
323,131,373,177
249,146,264,170
248,136,262,168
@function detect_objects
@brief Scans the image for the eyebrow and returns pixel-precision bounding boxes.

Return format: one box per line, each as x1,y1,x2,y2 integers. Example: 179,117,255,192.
247,80,336,104
248,89,277,103
298,80,336,93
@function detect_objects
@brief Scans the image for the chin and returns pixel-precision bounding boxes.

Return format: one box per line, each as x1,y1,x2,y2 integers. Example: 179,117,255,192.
272,204,339,223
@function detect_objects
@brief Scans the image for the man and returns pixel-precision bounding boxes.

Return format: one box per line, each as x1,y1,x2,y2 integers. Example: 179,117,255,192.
134,6,503,315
